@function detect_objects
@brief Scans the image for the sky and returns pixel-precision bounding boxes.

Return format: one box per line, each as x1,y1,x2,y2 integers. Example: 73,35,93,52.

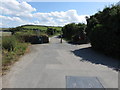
0,0,119,28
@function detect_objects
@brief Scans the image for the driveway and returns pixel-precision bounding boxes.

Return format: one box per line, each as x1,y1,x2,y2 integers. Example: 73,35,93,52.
2,36,119,88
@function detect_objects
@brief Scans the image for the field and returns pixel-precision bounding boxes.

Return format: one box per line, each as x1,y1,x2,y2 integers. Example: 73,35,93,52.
0,32,12,36
22,25,62,32
23,25,47,31
0,28,12,36
0,28,9,31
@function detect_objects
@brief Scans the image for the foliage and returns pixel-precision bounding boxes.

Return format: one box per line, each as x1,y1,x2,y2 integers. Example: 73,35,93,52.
2,32,12,36
47,28,56,35
2,35,29,73
9,26,22,35
2,42,28,66
2,36,16,51
21,25,62,35
62,23,88,43
15,31,49,44
86,5,120,58
40,34,49,43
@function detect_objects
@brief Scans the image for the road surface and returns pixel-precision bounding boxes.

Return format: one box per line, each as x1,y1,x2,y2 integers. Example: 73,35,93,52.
2,36,119,88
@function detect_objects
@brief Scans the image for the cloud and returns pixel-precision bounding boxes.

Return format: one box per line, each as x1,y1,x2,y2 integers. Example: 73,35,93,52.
0,15,27,27
1,0,36,18
33,10,89,26
0,0,89,27
0,0,36,27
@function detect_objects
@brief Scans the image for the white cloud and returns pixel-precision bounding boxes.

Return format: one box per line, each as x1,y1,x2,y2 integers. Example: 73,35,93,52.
33,10,89,26
1,0,36,18
0,15,22,22
0,15,27,27
0,0,35,27
0,0,89,27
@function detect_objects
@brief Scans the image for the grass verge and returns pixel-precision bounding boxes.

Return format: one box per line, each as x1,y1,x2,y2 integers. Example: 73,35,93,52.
2,36,30,75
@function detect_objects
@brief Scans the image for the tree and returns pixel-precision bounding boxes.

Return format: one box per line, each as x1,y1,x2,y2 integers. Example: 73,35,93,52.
62,23,88,44
85,5,120,59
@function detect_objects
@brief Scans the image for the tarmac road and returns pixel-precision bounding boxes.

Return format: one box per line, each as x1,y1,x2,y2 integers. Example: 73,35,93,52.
2,36,119,88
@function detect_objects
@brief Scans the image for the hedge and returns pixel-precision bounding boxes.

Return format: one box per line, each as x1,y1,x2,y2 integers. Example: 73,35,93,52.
86,5,120,59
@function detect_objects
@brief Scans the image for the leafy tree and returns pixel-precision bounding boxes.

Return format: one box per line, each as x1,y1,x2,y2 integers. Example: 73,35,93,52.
62,23,88,43
86,5,120,59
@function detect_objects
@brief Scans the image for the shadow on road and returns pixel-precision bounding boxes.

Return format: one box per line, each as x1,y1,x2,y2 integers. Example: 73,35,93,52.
71,47,120,71
68,41,89,45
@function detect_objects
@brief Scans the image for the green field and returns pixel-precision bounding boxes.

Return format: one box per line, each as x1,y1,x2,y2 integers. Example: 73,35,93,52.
0,28,11,36
49,26,62,31
0,32,12,36
23,25,47,31
0,28,9,31
22,25,62,32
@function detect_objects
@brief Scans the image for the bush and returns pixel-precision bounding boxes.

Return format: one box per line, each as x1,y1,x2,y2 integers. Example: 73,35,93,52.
72,34,88,44
15,32,49,44
2,36,16,51
47,28,56,36
86,5,120,59
41,34,49,43
14,43,28,55
62,23,88,44
2,42,28,67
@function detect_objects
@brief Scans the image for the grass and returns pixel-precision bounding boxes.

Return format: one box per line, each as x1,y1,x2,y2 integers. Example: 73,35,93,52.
49,26,62,31
2,43,29,75
2,35,29,75
20,25,62,39
2,36,16,52
22,25,62,33
0,32,11,36
23,25,47,31
49,33,61,37
0,28,9,31
15,30,37,36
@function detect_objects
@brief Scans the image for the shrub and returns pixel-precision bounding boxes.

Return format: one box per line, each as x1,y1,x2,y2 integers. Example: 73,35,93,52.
41,34,49,43
2,36,16,51
2,42,28,67
47,28,56,35
15,32,49,44
86,5,120,59
62,23,88,43
14,42,28,55
2,50,16,66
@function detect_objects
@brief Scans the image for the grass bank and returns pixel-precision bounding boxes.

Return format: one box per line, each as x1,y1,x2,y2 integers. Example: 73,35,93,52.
2,35,30,75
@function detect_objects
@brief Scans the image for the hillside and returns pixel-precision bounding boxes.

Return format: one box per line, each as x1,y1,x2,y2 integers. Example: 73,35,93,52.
21,25,62,32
